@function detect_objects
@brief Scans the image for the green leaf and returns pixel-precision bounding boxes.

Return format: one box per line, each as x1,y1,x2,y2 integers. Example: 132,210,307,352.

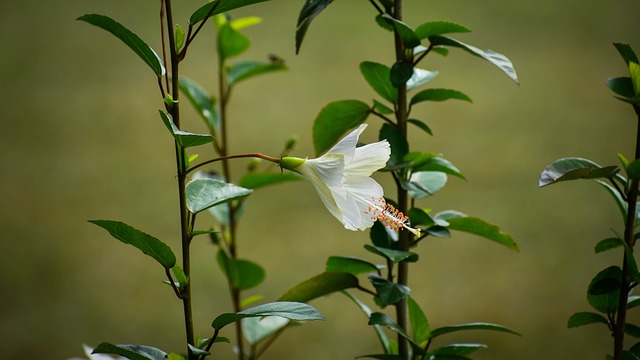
172,265,188,288
607,77,637,100
92,343,167,360
360,61,397,103
596,180,640,227
390,60,415,88
374,14,394,32
189,0,270,25
88,220,176,269
185,178,252,213
227,60,287,85
629,296,640,310
212,302,324,330
178,77,218,133
407,208,436,227
587,266,622,314
595,237,623,253
356,355,403,360
326,256,381,275
373,100,394,114
403,171,448,199
430,322,520,338
445,216,519,252
295,0,334,53
77,14,165,77
370,220,397,248
415,21,471,39
408,297,431,345
369,274,411,307
365,244,418,263
428,344,487,357
175,24,185,52
627,324,640,339
408,119,433,135
407,69,439,91
242,316,289,345
381,14,421,49
217,251,265,290
380,123,409,168
239,172,303,189
410,88,472,106
539,157,619,187
429,35,518,83
159,111,214,148
615,43,640,66
218,23,250,60
186,345,209,357
622,351,640,360
567,312,609,328
312,100,371,155
403,152,465,179
630,62,640,97
369,313,425,355
278,272,359,302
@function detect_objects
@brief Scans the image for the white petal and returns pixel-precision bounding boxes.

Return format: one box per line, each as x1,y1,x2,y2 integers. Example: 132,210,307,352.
297,154,345,222
335,176,384,231
325,124,368,163
345,140,390,177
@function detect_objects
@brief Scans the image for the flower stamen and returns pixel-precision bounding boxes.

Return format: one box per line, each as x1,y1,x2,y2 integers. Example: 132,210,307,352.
365,197,421,237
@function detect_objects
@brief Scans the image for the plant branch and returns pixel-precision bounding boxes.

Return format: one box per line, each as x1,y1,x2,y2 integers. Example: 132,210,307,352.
165,267,184,299
186,153,281,175
413,44,433,67
180,1,220,60
371,109,397,125
367,0,385,15
160,1,170,95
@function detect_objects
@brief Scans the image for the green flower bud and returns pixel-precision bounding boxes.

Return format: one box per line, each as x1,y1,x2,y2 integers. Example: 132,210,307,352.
280,156,306,171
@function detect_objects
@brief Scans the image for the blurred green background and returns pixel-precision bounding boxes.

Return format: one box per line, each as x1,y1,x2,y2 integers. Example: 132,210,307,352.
2,0,640,359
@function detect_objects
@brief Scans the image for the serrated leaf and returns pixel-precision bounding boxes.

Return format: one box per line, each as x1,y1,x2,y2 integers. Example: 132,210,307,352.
369,274,411,306
227,60,287,85
429,35,518,83
381,14,420,49
430,322,520,338
407,68,439,91
89,220,176,269
77,14,165,77
242,316,289,345
446,216,518,251
159,111,213,148
295,0,334,53
415,21,471,39
239,172,303,189
408,119,433,135
360,61,397,103
369,313,425,355
178,77,218,133
410,88,472,106
185,178,252,213
567,312,609,328
326,256,380,275
212,302,324,330
539,158,619,187
312,100,371,155
92,343,167,360
189,0,270,25
588,266,622,314
278,272,359,302
364,244,418,263
380,123,408,168
408,297,431,344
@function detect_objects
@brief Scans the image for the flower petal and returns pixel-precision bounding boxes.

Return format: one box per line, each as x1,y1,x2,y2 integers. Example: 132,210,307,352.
345,140,390,177
325,124,368,163
334,176,384,230
297,154,345,222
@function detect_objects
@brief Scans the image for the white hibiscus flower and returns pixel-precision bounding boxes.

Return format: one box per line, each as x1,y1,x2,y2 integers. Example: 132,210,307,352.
280,124,420,236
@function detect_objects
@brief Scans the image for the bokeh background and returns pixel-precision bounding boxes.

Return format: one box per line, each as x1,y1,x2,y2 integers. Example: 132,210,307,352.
2,0,640,359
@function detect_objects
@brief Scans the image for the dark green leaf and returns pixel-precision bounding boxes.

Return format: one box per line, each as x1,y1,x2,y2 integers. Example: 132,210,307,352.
278,272,359,302
360,61,397,103
189,0,270,25
77,14,165,76
615,43,639,66
431,322,520,338
402,171,448,199
415,21,471,39
404,152,465,179
595,237,623,253
88,220,176,269
446,216,519,252
178,76,218,133
217,251,265,290
587,266,622,314
227,60,287,85
539,158,619,187
369,274,411,307
408,119,433,135
381,14,420,48
187,344,209,357
407,208,436,227
607,77,636,100
312,100,370,155
374,14,394,32
380,123,408,167
567,312,609,328
391,60,415,88
631,341,640,355
410,88,472,106
622,350,640,360
242,316,290,345
408,297,431,344
365,244,418,263
326,256,380,275
212,301,324,330
185,178,252,213
92,343,167,360
627,324,640,339
629,296,640,310
218,23,250,60
429,35,518,83
369,312,425,355
239,172,302,189
159,111,214,148
429,344,487,357
295,0,334,53
629,159,640,180
373,100,394,115
370,220,397,248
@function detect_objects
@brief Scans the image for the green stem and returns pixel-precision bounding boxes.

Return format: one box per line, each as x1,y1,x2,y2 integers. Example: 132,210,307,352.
186,153,280,175
164,0,195,358
613,107,640,359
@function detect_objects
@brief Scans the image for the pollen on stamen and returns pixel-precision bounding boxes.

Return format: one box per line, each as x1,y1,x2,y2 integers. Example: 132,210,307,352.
364,197,421,237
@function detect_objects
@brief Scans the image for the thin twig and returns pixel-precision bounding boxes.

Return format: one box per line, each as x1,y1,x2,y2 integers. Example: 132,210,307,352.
165,267,184,299
180,1,221,60
185,153,280,175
